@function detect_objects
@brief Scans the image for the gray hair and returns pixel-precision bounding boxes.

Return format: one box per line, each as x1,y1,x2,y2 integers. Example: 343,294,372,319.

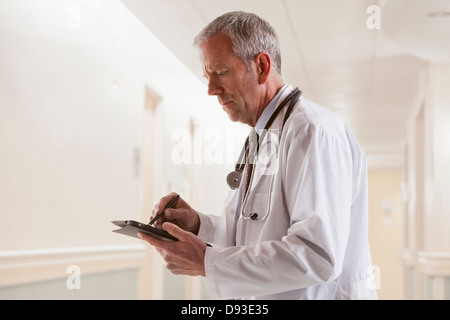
193,11,282,76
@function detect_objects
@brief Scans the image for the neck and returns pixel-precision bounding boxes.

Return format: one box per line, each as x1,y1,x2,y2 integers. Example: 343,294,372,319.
251,79,285,127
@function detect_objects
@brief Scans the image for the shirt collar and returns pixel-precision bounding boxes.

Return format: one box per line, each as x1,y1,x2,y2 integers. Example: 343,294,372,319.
254,83,289,135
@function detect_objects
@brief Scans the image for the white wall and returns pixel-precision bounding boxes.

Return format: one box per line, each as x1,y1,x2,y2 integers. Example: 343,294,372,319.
0,0,245,299
427,63,450,252
402,62,450,300
0,0,148,252
368,169,403,300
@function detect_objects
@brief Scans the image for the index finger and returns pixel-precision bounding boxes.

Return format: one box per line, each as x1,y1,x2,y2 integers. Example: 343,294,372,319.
153,192,179,216
150,192,179,225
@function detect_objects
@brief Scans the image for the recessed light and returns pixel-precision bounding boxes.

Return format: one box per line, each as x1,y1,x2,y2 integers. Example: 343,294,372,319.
427,11,450,18
331,101,350,109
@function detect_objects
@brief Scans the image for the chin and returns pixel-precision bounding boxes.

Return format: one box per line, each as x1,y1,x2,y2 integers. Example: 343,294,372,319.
225,111,241,123
223,106,246,124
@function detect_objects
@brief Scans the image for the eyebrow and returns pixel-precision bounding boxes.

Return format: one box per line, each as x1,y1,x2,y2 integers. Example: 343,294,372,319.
203,65,230,78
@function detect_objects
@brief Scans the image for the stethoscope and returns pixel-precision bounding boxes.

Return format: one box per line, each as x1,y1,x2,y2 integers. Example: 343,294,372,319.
226,88,302,220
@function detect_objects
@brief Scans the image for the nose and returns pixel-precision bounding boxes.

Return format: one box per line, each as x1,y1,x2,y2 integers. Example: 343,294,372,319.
207,77,222,96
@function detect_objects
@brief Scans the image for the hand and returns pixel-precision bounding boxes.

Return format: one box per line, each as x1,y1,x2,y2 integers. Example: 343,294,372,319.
139,222,207,276
150,192,200,234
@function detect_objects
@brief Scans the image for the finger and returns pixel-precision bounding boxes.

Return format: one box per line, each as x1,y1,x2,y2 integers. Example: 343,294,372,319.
139,233,167,259
153,192,179,216
163,208,188,220
138,232,172,250
151,214,166,228
162,222,206,249
152,208,183,228
150,192,180,226
138,232,158,245
162,222,191,242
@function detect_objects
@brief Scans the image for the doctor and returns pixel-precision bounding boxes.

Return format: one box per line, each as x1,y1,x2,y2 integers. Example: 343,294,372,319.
140,11,378,300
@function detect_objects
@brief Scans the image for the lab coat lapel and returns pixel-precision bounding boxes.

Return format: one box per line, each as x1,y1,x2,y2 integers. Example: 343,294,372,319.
248,85,295,196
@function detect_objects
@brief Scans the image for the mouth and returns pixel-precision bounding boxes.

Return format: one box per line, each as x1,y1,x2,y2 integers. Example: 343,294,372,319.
219,97,232,106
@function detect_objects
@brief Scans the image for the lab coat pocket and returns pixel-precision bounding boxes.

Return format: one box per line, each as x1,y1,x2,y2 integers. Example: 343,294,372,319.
257,132,279,177
251,144,279,194
238,191,286,245
242,191,272,222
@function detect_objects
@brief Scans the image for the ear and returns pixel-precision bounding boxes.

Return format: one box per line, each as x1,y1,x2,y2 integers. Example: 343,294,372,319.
255,52,271,84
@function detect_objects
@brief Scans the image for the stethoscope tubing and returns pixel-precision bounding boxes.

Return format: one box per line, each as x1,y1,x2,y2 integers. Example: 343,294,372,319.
228,88,302,220
232,88,302,175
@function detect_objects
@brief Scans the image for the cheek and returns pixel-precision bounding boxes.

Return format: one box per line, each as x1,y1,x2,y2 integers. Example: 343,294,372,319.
232,78,253,100
223,69,258,106
239,79,258,106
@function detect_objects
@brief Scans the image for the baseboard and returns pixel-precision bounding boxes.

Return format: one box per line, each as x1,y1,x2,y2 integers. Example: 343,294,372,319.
0,244,147,287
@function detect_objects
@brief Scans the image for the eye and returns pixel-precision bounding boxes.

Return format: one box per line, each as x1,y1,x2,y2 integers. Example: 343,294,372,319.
216,70,228,77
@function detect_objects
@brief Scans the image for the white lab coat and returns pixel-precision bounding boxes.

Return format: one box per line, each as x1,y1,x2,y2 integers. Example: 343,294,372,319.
197,85,378,300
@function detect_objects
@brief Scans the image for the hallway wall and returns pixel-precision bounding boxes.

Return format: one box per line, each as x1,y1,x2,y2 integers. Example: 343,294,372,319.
368,169,403,299
0,0,234,299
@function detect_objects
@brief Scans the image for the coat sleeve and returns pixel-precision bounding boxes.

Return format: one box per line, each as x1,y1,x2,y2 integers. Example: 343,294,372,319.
197,211,226,246
203,117,354,299
197,189,237,248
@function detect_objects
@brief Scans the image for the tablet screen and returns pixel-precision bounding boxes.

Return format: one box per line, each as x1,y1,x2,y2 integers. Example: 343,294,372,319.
111,220,179,242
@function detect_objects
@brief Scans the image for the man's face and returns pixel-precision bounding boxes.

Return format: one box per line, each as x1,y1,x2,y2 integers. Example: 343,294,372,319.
200,33,260,126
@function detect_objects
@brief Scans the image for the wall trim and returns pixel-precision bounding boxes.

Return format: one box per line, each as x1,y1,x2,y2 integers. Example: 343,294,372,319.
0,244,147,288
417,251,450,276
417,251,450,299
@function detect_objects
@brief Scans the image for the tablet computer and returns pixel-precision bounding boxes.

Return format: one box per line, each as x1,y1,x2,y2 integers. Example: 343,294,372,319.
111,220,179,242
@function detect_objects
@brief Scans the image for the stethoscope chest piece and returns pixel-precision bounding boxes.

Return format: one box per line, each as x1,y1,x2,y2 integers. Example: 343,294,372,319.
227,170,242,190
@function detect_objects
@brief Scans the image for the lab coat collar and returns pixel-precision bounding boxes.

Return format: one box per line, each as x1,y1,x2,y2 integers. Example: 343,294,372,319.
254,83,289,136
248,84,299,196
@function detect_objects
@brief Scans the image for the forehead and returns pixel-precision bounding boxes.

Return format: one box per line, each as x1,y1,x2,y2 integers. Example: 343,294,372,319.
199,33,242,69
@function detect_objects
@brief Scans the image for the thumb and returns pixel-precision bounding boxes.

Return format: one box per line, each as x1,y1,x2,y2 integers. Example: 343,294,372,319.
162,222,192,243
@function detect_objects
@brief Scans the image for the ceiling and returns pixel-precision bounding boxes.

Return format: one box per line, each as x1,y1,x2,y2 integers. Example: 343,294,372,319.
121,0,450,169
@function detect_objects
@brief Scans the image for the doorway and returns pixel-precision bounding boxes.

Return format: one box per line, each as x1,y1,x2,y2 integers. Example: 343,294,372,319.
138,86,163,299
